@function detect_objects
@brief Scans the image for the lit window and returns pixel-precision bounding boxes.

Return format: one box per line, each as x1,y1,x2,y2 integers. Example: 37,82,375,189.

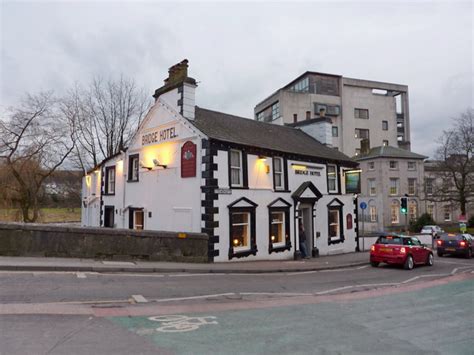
327,164,338,193
270,211,286,247
368,179,376,196
408,178,417,195
389,178,399,195
383,140,389,146
408,161,416,170
231,212,250,252
369,206,377,222
133,210,144,230
389,161,398,169
368,162,375,170
273,157,285,190
409,201,417,221
328,208,341,241
105,166,115,194
354,108,369,119
382,121,388,130
128,154,139,182
391,201,400,224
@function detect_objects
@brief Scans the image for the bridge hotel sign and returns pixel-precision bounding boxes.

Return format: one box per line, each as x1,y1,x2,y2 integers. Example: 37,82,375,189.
141,126,179,146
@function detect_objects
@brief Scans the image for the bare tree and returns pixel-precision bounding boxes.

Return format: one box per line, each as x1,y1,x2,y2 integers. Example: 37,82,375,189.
0,92,75,222
428,108,474,215
62,76,150,170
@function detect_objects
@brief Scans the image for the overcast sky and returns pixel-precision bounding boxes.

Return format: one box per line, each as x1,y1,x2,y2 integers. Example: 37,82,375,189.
1,0,472,158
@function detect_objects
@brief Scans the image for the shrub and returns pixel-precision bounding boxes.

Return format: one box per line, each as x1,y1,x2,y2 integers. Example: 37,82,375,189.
409,213,436,233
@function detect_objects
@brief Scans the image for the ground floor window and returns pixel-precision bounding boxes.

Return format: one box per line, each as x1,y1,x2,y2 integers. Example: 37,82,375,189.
408,201,417,221
228,201,257,259
268,207,291,253
391,201,399,224
444,206,451,221
427,204,434,219
369,206,377,222
327,198,344,245
129,208,144,230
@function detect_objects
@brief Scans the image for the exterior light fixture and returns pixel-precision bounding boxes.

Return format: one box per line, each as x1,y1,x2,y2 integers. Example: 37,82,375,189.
258,155,267,161
153,158,167,169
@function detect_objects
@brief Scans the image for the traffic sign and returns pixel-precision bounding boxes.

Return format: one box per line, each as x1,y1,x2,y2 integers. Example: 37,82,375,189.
360,202,367,210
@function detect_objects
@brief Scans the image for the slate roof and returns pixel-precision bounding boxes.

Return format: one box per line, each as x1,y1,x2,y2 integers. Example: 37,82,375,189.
193,107,356,166
354,146,427,161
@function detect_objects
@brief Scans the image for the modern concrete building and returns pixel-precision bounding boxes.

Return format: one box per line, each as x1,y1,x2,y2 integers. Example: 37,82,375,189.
254,72,411,157
355,146,427,233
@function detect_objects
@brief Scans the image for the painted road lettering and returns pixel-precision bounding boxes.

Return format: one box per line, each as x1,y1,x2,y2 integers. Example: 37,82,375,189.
148,314,218,333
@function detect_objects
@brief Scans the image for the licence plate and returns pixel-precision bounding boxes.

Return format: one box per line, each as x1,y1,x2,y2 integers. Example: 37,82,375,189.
446,247,456,251
379,248,392,252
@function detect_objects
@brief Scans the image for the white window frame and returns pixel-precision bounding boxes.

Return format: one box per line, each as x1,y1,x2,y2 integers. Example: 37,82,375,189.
106,166,115,194
389,178,399,196
327,164,338,193
273,157,284,191
230,150,243,187
231,212,251,252
328,209,340,241
270,211,286,247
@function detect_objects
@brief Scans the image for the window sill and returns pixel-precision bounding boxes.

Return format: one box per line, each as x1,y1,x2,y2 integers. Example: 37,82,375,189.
274,189,291,193
269,243,291,254
103,193,116,196
127,180,139,183
230,186,249,190
229,247,257,260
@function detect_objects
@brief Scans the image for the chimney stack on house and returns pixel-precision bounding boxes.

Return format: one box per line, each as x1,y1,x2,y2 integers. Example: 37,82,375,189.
153,59,197,120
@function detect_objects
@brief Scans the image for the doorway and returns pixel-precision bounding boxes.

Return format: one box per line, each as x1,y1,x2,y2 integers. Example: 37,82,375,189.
299,205,313,256
104,205,114,228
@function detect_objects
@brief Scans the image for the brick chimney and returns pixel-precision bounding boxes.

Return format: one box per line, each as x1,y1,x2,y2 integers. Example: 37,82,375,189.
153,59,197,120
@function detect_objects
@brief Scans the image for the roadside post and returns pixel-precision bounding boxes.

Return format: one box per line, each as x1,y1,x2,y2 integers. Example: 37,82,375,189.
360,201,367,251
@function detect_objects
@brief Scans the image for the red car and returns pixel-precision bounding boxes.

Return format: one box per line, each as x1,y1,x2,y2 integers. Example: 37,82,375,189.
370,235,434,270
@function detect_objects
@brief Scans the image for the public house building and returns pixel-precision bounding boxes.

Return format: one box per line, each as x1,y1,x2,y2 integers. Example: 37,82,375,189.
82,60,361,262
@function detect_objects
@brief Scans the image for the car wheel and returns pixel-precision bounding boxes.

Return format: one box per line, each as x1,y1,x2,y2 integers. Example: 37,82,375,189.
370,261,379,267
404,255,414,270
466,249,472,259
437,251,443,257
426,253,434,266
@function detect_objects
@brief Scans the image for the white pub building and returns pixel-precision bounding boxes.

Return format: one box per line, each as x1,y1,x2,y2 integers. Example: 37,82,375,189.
82,60,361,262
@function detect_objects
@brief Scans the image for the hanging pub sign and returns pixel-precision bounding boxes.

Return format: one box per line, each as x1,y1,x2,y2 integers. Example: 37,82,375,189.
345,170,361,194
181,141,196,178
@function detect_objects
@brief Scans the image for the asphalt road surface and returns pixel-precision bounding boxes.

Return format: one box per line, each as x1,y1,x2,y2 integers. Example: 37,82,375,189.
1,256,473,354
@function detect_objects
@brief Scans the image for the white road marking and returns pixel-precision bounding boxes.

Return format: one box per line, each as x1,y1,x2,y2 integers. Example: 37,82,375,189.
315,286,353,295
101,261,136,266
357,265,370,269
152,293,235,303
285,270,318,276
436,260,474,266
131,294,148,303
239,292,312,297
76,272,87,279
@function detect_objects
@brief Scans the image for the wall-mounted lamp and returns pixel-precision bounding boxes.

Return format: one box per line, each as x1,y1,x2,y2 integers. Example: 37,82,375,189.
139,161,153,171
258,155,267,161
153,158,167,169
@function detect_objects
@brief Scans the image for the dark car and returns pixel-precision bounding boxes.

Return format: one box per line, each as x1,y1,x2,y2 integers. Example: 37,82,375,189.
370,235,434,270
436,233,474,258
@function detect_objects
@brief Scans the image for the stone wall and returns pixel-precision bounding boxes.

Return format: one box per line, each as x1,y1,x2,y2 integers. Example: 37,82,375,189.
0,223,209,263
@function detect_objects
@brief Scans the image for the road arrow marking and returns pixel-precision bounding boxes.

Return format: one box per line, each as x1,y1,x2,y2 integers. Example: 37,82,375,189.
131,295,148,303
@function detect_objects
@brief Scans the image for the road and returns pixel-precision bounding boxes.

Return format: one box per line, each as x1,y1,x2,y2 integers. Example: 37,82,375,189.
1,256,473,354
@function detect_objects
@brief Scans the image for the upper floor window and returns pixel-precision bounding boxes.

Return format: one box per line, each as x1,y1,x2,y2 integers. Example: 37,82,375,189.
425,178,434,195
273,157,285,191
355,148,361,156
128,154,139,182
368,162,375,170
389,178,399,195
383,140,389,146
354,108,369,119
407,161,416,170
444,206,452,221
293,114,297,122
230,150,243,187
314,103,340,116
289,77,309,92
408,178,417,195
332,126,338,137
256,112,264,121
105,166,116,194
327,164,338,193
389,161,398,169
306,111,311,120
368,179,376,196
355,128,369,139
382,120,388,130
271,102,280,120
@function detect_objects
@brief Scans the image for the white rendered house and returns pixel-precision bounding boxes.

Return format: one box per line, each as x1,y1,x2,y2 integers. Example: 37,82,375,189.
82,60,361,262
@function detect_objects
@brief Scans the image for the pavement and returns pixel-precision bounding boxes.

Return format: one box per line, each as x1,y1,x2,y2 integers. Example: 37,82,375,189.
0,251,369,274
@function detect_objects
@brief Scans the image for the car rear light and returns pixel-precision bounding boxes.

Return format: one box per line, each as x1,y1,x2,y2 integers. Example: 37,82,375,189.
460,241,466,247
436,240,442,246
370,245,375,252
400,247,406,254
